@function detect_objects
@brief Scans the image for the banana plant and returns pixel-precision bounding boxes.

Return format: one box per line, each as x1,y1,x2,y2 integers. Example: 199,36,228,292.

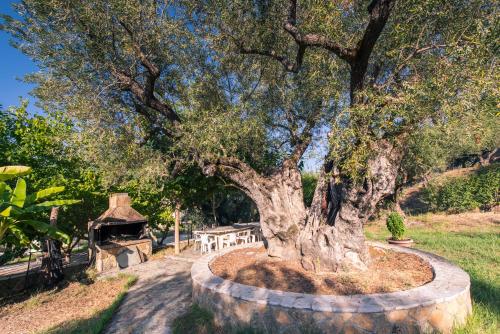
0,166,80,245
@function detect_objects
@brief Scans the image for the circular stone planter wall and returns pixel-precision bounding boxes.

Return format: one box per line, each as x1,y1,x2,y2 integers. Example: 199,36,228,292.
191,242,472,334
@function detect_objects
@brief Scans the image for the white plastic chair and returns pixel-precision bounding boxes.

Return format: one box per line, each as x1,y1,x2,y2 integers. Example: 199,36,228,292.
252,228,262,242
221,233,237,248
236,230,252,244
201,234,217,254
193,231,202,250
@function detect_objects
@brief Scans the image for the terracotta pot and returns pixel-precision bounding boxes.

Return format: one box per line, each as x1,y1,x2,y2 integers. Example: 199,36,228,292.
387,238,414,247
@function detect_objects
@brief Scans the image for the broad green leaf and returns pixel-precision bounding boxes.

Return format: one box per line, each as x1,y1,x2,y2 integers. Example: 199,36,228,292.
35,199,81,207
0,203,11,214
11,178,27,208
0,182,12,203
0,166,32,181
22,199,81,214
8,225,30,246
0,206,12,217
23,220,70,244
25,186,65,205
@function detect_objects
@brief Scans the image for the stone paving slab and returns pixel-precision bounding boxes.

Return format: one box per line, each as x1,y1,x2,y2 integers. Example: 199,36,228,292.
104,252,200,334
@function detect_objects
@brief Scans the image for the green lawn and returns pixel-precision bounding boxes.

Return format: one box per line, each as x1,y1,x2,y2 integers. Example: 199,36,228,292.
365,215,499,334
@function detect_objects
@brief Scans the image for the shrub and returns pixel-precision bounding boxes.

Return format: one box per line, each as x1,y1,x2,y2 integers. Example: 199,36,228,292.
386,212,406,240
423,164,500,213
301,172,318,207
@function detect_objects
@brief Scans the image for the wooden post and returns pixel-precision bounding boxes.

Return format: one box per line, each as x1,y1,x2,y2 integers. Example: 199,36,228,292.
23,245,32,290
174,202,181,254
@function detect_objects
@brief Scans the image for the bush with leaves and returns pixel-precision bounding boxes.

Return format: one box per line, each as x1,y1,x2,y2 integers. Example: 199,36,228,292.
0,165,80,264
301,173,318,207
423,164,500,213
0,104,107,255
386,212,406,241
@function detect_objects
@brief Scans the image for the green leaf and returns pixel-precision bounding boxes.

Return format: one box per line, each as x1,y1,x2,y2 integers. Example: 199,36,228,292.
22,199,81,215
25,186,65,205
23,220,70,244
35,199,81,207
0,182,11,204
0,206,12,217
0,166,32,181
8,224,30,246
11,178,27,208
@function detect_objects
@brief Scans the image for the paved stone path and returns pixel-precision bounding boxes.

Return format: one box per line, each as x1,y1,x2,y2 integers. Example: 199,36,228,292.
104,249,201,334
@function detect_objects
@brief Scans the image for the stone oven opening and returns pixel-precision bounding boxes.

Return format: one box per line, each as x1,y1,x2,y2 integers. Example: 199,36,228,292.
96,222,146,245
88,193,152,272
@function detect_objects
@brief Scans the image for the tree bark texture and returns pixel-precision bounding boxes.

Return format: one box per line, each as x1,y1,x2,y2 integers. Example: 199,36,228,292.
208,140,403,272
297,140,403,272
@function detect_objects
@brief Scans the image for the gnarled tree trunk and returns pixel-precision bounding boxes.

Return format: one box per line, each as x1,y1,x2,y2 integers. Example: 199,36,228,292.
204,140,402,272
297,140,403,272
251,165,306,260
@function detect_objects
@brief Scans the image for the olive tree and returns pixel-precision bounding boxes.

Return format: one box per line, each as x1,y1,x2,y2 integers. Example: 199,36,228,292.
2,0,496,271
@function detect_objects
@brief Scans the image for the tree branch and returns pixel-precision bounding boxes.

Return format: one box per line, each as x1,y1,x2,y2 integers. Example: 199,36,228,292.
350,0,397,103
200,156,266,197
284,0,355,63
116,20,181,124
118,20,160,77
284,105,323,166
238,42,301,73
111,68,181,124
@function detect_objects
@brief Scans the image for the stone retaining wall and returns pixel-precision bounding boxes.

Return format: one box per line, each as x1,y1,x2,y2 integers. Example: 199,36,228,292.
191,242,472,334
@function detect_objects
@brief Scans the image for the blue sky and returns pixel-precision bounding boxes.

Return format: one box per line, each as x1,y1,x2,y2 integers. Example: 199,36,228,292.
0,1,39,111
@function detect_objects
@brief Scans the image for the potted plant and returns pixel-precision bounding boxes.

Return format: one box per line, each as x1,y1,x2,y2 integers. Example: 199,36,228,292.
386,212,413,247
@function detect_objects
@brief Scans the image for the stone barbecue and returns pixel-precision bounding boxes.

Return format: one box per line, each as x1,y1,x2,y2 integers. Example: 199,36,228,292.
88,193,152,272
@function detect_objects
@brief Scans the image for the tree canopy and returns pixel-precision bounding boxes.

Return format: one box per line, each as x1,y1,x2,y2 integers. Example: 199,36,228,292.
1,0,497,271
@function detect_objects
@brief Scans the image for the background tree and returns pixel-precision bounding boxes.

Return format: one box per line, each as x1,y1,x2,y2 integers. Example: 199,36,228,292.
0,103,108,257
2,0,496,271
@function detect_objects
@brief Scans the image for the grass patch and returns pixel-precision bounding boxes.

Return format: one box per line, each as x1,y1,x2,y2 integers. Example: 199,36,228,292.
173,304,216,334
44,274,138,334
366,215,500,334
0,272,137,334
172,304,263,334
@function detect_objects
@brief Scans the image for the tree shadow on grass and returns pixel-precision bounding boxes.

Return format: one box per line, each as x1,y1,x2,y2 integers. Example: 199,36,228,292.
469,277,500,315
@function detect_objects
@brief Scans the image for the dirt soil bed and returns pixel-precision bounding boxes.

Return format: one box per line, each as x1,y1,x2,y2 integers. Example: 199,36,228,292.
0,275,131,334
210,246,433,295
